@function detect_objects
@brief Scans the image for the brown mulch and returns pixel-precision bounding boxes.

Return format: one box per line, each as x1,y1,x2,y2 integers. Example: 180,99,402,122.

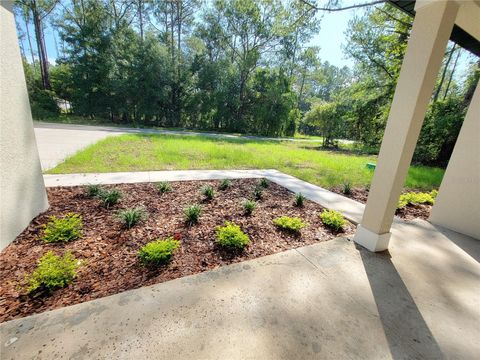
330,186,432,220
0,179,354,323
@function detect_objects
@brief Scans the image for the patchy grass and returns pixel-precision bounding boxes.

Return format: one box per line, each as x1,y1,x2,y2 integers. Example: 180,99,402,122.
48,134,444,190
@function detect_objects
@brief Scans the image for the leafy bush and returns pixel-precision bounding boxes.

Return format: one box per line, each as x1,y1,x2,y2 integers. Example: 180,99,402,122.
259,178,269,188
253,186,263,200
116,207,148,229
219,179,232,190
138,238,180,266
25,251,80,294
397,190,437,209
342,180,351,195
184,204,202,224
320,209,345,231
273,216,306,232
215,221,250,250
157,181,172,194
201,185,215,200
243,199,257,215
98,189,122,208
42,213,83,243
30,89,60,119
85,184,104,198
294,193,306,207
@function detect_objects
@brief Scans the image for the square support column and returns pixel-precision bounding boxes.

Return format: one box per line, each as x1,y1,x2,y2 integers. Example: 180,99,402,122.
354,0,459,252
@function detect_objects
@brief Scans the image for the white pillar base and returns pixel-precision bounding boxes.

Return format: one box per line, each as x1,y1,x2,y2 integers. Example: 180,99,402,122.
353,225,391,252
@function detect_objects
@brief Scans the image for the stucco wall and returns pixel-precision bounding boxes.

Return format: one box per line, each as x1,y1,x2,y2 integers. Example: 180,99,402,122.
0,2,49,250
430,81,480,240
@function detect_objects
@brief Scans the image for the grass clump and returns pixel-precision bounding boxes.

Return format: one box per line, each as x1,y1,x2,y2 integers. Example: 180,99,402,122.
273,216,306,233
201,185,215,200
116,207,148,229
342,180,352,195
259,178,269,188
215,221,250,250
98,189,122,208
397,190,437,209
294,193,306,207
156,181,172,194
219,179,232,190
138,238,180,266
85,184,104,198
243,199,257,215
42,213,83,243
253,186,263,200
320,209,346,231
25,251,80,294
184,204,202,224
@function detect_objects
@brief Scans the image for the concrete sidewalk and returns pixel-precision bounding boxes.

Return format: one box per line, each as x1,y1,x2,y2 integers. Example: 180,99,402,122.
43,169,365,224
1,220,479,359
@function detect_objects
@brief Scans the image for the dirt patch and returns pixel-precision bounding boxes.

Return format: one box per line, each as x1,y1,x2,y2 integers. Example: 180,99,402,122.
330,186,432,220
0,179,354,323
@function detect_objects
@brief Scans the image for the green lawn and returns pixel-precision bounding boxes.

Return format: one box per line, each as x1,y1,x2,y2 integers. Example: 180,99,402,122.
48,134,444,190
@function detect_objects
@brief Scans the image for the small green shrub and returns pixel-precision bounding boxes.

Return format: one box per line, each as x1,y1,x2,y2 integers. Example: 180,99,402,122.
273,216,306,232
342,180,352,195
259,178,269,188
215,221,250,250
25,251,80,294
253,186,263,200
243,199,257,215
397,190,437,209
157,181,172,194
184,204,202,224
116,207,148,229
294,193,306,207
138,238,180,266
219,179,232,190
42,213,83,243
320,209,346,231
85,184,104,198
201,185,215,200
98,189,122,208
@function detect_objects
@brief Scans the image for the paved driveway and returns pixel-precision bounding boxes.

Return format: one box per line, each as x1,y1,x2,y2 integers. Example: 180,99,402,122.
34,124,125,171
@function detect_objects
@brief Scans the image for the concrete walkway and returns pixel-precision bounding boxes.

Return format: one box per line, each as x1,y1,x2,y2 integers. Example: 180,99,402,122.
43,169,365,224
1,220,479,359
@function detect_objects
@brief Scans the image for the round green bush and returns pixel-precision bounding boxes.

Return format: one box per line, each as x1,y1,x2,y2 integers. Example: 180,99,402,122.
42,212,83,243
273,216,306,232
138,238,180,266
319,209,345,231
215,221,250,250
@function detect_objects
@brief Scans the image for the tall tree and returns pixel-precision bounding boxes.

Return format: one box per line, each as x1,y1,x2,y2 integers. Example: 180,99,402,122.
16,0,59,89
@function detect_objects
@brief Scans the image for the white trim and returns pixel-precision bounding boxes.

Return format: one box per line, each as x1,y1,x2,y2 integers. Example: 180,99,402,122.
353,225,391,252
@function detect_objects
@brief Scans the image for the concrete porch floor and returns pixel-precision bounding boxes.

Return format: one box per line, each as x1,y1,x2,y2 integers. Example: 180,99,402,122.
1,218,479,359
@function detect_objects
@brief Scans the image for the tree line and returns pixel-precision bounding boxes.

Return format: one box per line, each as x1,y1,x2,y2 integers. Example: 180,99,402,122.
15,0,479,166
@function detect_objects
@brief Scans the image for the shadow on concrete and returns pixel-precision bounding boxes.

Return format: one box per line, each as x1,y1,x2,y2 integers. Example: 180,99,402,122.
357,245,445,360
429,224,480,263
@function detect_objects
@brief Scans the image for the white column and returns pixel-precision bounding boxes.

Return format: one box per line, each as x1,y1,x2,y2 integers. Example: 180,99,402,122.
429,82,480,240
0,1,49,249
354,0,459,252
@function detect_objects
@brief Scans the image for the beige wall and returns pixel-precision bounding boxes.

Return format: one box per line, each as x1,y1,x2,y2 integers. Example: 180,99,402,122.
430,82,480,240
0,1,49,250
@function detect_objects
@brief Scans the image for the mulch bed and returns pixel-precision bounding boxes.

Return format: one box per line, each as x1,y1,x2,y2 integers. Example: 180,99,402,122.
0,179,354,323
330,186,432,220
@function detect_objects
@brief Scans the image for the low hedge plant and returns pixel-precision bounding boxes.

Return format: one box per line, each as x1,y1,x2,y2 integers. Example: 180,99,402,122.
138,237,180,266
